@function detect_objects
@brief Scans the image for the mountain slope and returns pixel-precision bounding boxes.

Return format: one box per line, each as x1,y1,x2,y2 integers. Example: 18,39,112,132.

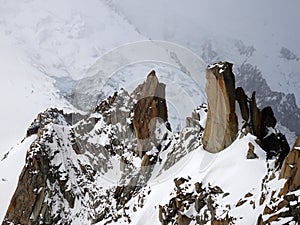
0,33,74,158
2,68,299,225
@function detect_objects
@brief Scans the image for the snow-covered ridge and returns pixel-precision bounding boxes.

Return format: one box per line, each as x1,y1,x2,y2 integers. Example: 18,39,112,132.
1,69,300,224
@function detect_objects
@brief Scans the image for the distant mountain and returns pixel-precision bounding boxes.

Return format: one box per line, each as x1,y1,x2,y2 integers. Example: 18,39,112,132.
110,0,300,137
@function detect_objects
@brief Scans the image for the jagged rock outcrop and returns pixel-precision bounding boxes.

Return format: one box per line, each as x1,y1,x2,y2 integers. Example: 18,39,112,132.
257,136,300,225
159,178,234,225
249,94,277,143
279,136,300,195
236,87,290,160
201,61,289,159
202,62,238,153
3,109,77,225
4,63,298,225
236,62,300,136
3,146,51,225
3,71,206,225
132,70,169,158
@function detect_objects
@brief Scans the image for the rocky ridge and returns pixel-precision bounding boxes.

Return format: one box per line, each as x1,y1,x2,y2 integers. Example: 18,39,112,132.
202,62,289,159
256,136,300,224
2,63,300,225
2,72,203,225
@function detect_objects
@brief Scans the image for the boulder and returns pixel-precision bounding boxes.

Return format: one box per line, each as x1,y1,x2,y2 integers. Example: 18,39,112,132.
247,142,258,159
202,62,238,153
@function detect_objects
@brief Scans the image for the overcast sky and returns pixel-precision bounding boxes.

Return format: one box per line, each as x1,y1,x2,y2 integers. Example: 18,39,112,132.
113,0,300,53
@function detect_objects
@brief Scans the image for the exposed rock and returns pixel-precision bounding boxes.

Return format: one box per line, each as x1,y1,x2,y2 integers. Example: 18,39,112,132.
174,177,189,188
236,62,300,136
236,199,247,207
280,46,299,61
3,109,74,225
177,213,191,225
186,117,200,128
247,142,258,159
3,148,50,225
279,136,300,195
236,87,249,122
235,87,290,160
132,70,169,158
249,92,262,139
261,107,277,131
275,133,290,168
202,62,238,153
160,178,234,225
257,136,300,225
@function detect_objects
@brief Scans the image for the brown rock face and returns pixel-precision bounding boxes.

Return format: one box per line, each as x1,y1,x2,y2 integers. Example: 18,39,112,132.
279,136,300,195
132,70,168,158
202,62,238,153
3,149,50,225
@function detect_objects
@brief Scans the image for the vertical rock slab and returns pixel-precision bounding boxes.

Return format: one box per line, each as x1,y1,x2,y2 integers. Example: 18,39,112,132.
202,62,238,153
235,87,249,122
249,92,262,140
132,70,168,158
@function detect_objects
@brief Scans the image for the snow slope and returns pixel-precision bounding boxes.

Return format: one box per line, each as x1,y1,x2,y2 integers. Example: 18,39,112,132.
0,135,36,222
0,34,73,157
121,134,269,225
0,96,280,224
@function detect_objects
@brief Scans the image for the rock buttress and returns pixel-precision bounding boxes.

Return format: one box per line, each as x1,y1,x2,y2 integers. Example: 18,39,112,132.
132,70,168,158
202,62,238,153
